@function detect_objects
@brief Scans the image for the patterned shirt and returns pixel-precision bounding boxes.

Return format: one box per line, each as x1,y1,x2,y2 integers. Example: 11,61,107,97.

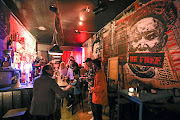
87,66,95,90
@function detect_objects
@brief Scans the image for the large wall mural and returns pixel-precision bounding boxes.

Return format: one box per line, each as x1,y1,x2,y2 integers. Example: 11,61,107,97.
83,0,180,89
122,0,180,89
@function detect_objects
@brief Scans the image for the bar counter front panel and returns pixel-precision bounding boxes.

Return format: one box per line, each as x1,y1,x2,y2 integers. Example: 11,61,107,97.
0,85,33,119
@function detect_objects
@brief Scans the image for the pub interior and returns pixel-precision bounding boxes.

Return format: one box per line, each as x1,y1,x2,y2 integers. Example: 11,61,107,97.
0,0,180,120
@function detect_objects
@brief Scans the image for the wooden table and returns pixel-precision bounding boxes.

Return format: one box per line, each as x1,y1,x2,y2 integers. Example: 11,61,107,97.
57,77,69,87
118,89,174,120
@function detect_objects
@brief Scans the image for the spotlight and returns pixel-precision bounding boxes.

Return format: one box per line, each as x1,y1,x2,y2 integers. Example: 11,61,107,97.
75,30,81,34
93,5,108,15
49,4,57,13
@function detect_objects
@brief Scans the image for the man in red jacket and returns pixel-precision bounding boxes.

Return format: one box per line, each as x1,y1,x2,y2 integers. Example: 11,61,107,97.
91,59,108,120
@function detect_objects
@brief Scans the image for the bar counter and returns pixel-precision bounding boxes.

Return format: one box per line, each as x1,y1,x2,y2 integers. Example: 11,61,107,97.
0,84,33,119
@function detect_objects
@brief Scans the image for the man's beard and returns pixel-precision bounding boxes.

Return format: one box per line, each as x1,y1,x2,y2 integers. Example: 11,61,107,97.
128,64,155,78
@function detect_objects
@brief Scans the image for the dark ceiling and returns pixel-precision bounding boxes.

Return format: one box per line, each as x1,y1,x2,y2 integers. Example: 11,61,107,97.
3,0,136,46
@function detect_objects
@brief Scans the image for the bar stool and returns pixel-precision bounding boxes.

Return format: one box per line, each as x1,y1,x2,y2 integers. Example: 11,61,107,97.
116,98,132,120
78,92,84,112
71,93,84,115
108,93,118,120
3,108,27,120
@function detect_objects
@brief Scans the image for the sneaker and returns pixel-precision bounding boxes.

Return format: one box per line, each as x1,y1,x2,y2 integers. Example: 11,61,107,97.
88,111,92,115
90,117,94,120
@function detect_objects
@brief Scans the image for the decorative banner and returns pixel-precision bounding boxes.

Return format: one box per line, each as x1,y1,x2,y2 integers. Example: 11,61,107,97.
129,53,164,68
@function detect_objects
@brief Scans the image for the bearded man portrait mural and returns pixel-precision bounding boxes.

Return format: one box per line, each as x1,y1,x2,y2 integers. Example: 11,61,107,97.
121,0,180,89
128,16,168,78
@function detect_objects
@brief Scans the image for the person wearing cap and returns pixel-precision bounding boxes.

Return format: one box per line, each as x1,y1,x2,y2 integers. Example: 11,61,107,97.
91,59,108,120
82,58,95,119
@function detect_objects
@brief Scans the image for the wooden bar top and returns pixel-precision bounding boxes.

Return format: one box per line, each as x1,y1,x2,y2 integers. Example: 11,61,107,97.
0,84,33,92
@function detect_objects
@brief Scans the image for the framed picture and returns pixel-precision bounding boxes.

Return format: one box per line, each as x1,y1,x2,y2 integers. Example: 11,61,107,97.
107,57,119,92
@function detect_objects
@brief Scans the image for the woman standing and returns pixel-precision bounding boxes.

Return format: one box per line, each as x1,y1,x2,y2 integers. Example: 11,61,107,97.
59,62,68,78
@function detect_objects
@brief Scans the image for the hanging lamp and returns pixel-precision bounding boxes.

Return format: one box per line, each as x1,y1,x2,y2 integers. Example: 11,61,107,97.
48,44,63,55
48,3,63,55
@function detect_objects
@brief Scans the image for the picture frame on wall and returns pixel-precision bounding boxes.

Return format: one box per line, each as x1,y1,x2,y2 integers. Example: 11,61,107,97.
107,57,119,92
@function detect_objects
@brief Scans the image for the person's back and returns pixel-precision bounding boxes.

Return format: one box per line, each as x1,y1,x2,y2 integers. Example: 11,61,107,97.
30,65,69,118
32,75,56,103
31,74,66,115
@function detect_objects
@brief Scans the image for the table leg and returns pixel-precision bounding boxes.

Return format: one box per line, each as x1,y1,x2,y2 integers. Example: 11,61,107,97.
139,103,143,120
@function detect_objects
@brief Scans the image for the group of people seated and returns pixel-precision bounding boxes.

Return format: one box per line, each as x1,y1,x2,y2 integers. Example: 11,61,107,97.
30,56,108,120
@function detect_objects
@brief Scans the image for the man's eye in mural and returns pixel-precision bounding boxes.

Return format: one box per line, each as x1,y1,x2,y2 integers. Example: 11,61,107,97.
145,31,159,40
133,31,159,43
95,48,100,54
133,36,141,43
129,42,158,52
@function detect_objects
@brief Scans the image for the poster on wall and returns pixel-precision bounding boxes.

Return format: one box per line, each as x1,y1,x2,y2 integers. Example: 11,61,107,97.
114,0,180,89
129,52,165,68
92,33,103,59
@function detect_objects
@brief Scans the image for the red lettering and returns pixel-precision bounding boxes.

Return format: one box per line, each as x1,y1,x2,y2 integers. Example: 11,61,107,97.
130,56,133,62
130,54,163,67
149,57,156,64
139,56,143,63
130,56,138,62
144,56,149,63
155,57,161,65
134,56,138,62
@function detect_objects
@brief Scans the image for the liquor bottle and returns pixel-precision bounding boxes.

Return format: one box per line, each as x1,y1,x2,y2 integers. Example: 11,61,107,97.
136,82,140,93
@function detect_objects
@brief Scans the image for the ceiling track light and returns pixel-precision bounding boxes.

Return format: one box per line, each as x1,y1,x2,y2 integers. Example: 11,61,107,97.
93,6,108,15
49,4,57,13
75,30,96,34
93,0,108,15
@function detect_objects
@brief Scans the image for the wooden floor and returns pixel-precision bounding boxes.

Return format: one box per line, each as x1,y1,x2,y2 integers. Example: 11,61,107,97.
60,98,110,120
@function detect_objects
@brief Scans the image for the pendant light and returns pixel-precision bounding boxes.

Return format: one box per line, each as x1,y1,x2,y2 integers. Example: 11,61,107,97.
48,44,63,55
48,29,63,55
48,4,63,55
